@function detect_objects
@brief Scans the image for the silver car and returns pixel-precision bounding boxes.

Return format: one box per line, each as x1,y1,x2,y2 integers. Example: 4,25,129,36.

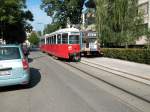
0,45,30,87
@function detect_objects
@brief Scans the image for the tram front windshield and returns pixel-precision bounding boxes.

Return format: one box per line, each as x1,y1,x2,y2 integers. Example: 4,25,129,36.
69,35,79,44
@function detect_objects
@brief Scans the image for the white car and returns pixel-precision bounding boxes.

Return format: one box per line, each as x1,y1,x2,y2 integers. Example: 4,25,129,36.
0,44,30,87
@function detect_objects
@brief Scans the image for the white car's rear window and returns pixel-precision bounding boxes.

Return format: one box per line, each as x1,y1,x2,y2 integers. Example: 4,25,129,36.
0,47,21,60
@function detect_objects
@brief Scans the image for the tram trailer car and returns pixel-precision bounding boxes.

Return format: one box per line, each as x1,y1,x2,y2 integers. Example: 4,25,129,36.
40,28,81,61
80,31,101,56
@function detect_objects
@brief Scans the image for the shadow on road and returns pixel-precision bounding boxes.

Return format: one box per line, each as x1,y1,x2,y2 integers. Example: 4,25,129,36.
0,67,41,92
28,55,46,63
29,67,41,88
81,55,102,58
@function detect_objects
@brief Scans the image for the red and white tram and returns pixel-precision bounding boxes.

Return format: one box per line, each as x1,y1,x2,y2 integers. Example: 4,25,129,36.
40,28,81,61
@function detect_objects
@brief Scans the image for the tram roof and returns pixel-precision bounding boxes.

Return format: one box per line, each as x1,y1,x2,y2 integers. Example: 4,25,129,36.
45,28,80,37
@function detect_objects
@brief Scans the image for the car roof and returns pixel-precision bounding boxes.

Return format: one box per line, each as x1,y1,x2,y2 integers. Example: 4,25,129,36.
0,44,21,47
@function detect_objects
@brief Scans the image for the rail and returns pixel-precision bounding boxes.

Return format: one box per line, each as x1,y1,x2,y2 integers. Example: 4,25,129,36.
64,61,150,103
80,60,150,86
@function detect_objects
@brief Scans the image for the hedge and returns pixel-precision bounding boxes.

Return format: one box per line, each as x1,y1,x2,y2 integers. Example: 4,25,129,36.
101,48,150,64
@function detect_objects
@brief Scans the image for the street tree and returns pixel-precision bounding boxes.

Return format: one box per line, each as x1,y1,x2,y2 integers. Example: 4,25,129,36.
28,32,40,45
146,28,150,49
96,0,144,48
41,0,84,28
0,0,33,43
43,23,60,34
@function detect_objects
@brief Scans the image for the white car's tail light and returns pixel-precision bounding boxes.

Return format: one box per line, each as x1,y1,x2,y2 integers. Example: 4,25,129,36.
22,59,29,70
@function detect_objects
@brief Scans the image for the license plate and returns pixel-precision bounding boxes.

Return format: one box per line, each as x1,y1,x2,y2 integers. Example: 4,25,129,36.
0,71,10,76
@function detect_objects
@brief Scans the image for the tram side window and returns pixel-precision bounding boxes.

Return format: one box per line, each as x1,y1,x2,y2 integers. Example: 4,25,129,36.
48,37,50,44
49,37,51,44
49,37,50,44
57,34,61,44
50,37,51,44
47,38,49,44
54,35,56,44
62,34,68,44
52,36,54,44
69,35,79,44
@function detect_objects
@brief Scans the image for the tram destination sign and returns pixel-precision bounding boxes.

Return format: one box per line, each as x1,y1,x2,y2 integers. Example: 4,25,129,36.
87,32,97,37
70,32,80,35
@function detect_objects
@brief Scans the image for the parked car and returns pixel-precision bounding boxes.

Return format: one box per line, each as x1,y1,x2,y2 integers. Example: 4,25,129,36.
0,44,30,87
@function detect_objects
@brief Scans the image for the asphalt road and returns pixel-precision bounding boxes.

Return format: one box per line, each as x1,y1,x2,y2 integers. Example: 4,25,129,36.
0,51,149,112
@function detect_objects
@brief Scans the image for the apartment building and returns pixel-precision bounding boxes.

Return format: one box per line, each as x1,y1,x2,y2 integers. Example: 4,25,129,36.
81,0,150,46
138,0,150,27
81,8,96,31
136,0,150,45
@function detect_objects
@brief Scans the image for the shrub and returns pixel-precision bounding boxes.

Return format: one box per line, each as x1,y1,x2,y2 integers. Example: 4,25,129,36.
101,48,150,64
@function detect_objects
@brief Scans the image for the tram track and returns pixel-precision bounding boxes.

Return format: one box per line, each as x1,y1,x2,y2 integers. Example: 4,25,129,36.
80,60,150,86
44,52,150,104
64,61,150,104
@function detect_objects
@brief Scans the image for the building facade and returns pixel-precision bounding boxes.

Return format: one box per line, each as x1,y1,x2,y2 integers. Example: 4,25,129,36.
137,0,150,45
138,0,150,27
81,0,150,46
81,8,96,31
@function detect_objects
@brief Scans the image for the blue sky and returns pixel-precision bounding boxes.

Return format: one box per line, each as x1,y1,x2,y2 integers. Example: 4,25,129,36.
26,0,88,31
26,0,52,31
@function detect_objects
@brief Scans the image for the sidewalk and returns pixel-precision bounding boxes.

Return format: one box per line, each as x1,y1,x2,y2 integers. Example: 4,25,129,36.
81,57,150,103
81,57,150,82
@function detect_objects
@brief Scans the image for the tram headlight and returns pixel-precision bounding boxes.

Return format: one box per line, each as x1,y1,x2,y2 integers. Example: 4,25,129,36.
68,46,72,50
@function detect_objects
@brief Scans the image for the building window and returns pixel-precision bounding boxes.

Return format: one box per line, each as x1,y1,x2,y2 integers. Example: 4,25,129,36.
139,2,149,15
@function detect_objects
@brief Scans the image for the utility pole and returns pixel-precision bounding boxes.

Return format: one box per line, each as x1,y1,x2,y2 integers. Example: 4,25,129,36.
148,0,150,28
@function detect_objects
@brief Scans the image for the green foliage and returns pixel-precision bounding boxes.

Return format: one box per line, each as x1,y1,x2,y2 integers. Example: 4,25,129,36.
0,0,33,43
102,48,150,64
41,0,84,28
28,32,40,45
43,22,60,34
96,0,144,48
145,28,150,49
